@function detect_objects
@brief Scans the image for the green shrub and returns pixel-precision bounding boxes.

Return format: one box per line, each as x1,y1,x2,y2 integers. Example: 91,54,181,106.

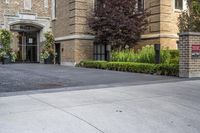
169,50,179,58
78,61,179,76
112,50,137,62
169,57,179,65
112,45,172,64
136,45,155,63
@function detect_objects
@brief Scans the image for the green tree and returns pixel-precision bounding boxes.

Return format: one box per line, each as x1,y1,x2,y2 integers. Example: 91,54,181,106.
88,0,149,50
178,0,200,32
0,29,12,51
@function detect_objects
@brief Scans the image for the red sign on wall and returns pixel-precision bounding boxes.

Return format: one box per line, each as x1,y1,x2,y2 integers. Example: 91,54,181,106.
192,45,200,52
192,45,200,57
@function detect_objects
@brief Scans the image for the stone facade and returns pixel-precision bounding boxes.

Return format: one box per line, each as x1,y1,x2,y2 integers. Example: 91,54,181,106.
53,0,184,65
139,0,184,49
52,0,94,65
0,0,52,62
179,32,200,78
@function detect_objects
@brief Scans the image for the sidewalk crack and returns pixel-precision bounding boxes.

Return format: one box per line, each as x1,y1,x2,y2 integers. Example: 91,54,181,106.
28,95,104,133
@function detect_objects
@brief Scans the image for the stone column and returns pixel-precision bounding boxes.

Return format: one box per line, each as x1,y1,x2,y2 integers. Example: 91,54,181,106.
179,32,200,78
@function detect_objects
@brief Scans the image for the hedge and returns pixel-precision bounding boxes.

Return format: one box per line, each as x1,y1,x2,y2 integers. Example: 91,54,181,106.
77,61,179,76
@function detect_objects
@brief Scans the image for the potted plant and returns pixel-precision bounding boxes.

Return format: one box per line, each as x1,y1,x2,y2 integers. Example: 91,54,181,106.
0,48,17,64
0,49,9,64
41,32,55,64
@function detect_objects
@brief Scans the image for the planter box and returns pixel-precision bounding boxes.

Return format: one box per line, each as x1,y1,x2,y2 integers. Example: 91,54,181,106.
44,56,53,64
2,56,10,64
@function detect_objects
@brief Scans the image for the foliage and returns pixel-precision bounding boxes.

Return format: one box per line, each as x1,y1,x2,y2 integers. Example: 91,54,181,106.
88,0,149,50
41,32,55,60
0,29,12,50
136,45,156,63
77,61,179,76
168,50,179,58
112,45,173,64
112,50,137,62
178,0,200,32
0,29,17,62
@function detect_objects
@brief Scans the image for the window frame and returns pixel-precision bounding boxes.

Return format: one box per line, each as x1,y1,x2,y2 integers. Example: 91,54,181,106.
5,0,9,4
24,0,32,10
174,0,187,11
44,0,49,8
52,0,56,20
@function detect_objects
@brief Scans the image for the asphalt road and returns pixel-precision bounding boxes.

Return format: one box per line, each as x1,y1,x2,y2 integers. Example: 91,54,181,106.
0,63,183,94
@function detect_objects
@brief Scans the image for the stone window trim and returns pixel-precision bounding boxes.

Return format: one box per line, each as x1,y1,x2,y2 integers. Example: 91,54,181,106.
5,0,10,4
52,0,56,20
174,0,187,12
94,0,145,12
44,0,49,8
24,0,32,10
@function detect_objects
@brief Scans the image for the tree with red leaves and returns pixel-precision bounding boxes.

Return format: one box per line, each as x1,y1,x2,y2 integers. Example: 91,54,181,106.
88,0,149,50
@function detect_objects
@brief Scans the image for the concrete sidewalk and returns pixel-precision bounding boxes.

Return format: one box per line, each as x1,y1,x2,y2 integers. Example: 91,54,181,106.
0,80,200,133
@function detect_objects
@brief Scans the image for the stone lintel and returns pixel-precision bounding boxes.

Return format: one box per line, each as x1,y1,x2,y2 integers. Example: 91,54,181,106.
179,32,200,36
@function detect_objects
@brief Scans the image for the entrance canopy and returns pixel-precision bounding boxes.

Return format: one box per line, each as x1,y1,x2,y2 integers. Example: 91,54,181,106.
10,23,43,32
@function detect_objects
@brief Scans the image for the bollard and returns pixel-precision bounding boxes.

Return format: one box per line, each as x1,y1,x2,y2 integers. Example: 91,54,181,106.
106,44,111,61
154,44,161,64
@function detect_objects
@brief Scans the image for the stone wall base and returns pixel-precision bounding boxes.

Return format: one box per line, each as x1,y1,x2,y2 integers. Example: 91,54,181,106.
57,39,93,66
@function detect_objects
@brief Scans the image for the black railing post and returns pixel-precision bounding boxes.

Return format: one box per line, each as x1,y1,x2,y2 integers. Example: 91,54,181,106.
154,44,161,64
106,44,111,61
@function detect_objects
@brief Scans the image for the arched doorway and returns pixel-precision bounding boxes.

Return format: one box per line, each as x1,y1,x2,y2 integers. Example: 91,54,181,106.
10,23,43,63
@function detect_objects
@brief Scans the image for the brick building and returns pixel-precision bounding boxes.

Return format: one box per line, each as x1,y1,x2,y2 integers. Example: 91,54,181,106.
137,0,187,49
0,0,52,62
52,0,94,65
53,0,187,65
0,0,186,65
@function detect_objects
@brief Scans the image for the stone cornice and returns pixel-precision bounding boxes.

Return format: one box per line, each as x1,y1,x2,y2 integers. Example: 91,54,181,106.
141,34,179,39
55,34,95,41
179,32,200,36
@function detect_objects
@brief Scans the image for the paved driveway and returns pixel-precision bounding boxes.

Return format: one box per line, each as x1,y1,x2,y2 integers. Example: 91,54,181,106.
0,80,200,133
0,64,182,94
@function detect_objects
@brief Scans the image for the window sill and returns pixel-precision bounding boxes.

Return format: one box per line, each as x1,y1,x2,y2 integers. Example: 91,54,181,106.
174,9,184,13
52,18,57,21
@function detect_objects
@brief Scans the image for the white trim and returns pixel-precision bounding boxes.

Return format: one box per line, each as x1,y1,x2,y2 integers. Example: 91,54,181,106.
173,0,187,11
52,0,56,19
55,35,95,41
24,0,32,10
5,0,9,4
55,34,178,41
44,0,49,8
61,62,76,66
141,34,179,39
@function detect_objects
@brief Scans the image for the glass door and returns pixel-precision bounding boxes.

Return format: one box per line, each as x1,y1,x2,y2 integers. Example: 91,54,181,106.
18,32,38,63
25,32,37,62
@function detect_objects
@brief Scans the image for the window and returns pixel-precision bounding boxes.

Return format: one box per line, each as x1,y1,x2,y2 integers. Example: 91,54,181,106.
137,0,144,10
175,0,187,10
94,44,106,60
175,0,183,10
5,0,10,4
44,0,48,8
52,0,56,19
24,0,32,10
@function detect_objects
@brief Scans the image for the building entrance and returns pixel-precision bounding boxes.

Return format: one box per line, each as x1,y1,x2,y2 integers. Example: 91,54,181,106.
10,23,42,63
18,32,38,62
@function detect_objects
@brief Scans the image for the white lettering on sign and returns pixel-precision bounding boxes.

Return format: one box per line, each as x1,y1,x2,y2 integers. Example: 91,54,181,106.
19,14,36,20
